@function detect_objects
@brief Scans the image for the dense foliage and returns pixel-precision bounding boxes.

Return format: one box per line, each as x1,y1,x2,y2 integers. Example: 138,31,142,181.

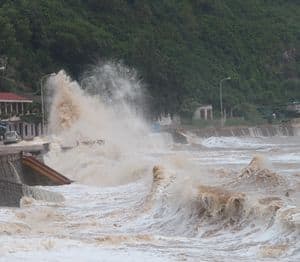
0,0,299,119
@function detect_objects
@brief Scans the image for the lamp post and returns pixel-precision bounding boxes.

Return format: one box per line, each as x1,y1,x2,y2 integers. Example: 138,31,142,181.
0,57,6,71
219,76,231,127
0,60,5,89
40,73,56,134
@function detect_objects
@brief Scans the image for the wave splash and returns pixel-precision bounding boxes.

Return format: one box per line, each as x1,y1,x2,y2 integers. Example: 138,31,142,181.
144,155,300,259
44,64,170,186
43,65,299,260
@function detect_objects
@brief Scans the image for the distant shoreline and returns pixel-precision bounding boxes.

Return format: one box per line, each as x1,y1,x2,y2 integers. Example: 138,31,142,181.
162,118,300,139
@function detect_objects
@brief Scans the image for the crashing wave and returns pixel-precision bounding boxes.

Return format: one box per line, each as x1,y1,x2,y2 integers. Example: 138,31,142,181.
201,137,267,149
196,185,246,221
234,155,286,189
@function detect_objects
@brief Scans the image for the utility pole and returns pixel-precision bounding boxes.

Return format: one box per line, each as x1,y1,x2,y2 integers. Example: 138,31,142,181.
40,73,56,135
0,57,6,90
219,77,231,127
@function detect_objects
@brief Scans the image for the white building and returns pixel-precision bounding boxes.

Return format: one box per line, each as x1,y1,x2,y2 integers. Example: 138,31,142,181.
157,114,181,126
193,105,213,120
0,92,43,138
287,102,300,114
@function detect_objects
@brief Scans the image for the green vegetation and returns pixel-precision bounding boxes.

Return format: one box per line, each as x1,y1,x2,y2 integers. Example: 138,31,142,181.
0,0,299,120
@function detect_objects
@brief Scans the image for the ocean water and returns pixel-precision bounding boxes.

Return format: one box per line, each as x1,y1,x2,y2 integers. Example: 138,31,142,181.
0,67,299,261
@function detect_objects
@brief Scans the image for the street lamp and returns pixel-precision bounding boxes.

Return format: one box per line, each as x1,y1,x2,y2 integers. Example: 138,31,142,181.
40,73,56,134
0,60,5,89
0,57,7,71
219,76,231,127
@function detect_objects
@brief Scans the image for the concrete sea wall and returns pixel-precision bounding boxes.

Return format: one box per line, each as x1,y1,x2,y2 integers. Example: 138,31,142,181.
165,119,300,141
0,179,64,207
192,124,295,138
175,119,300,138
0,152,64,207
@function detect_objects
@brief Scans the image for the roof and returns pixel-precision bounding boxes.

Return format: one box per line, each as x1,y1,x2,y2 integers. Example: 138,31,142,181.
0,92,32,103
196,104,213,109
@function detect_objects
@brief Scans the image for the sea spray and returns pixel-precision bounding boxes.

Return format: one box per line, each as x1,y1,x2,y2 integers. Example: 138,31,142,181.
47,71,82,134
80,62,146,112
46,66,161,151
39,64,300,260
44,64,170,185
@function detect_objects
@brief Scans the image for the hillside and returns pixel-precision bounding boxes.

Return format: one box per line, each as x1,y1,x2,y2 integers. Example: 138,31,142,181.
0,0,299,120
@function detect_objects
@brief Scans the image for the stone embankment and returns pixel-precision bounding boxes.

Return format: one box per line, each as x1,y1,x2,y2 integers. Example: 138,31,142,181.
164,118,300,141
291,118,300,136
0,144,69,207
192,123,294,138
0,179,64,207
182,118,300,139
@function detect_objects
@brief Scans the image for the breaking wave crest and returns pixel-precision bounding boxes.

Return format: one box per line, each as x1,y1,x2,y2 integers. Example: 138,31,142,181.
141,155,300,256
200,136,271,149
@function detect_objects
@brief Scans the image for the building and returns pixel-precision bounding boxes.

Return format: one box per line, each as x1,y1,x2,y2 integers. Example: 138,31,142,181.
287,102,300,114
0,92,32,115
156,114,181,126
193,105,213,120
0,92,43,138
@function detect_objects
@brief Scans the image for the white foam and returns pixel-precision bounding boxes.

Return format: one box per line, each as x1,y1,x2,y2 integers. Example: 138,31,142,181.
0,246,174,262
201,136,272,149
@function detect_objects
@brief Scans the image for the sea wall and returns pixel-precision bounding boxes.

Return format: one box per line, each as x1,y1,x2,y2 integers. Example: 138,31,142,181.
0,152,64,207
0,179,64,207
165,118,300,139
0,179,24,207
192,124,296,138
0,153,50,185
291,118,300,136
0,153,23,184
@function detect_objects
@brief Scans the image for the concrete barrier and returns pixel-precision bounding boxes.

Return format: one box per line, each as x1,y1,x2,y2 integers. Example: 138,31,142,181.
0,179,23,207
22,155,72,185
0,179,64,207
165,122,296,139
0,153,23,184
0,152,66,207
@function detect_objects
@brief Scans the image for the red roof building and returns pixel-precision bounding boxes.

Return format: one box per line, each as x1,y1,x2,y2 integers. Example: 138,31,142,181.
0,92,32,103
0,92,33,117
0,93,43,138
